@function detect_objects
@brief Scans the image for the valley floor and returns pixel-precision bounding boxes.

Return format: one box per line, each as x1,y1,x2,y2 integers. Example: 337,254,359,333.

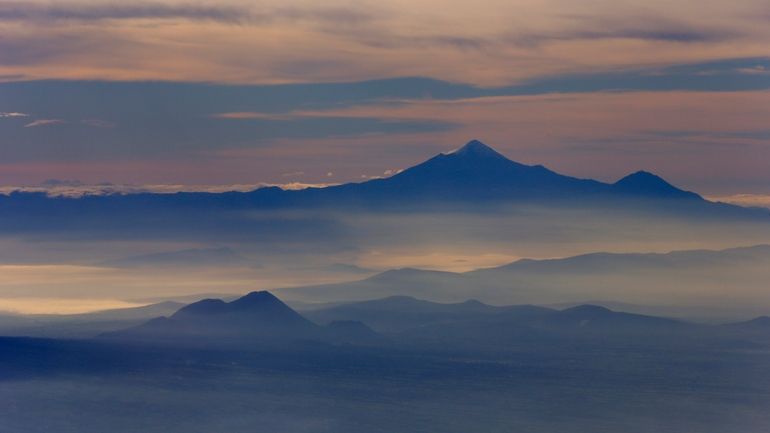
1,339,769,433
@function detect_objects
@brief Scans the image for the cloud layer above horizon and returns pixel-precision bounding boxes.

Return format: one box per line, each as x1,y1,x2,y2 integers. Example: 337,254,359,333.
0,0,769,195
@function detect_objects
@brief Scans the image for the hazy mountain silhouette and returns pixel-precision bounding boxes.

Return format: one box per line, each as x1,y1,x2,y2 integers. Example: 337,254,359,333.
612,171,701,199
277,139,726,208
0,140,762,218
103,291,386,347
103,291,320,344
283,245,770,312
320,140,609,202
305,296,685,338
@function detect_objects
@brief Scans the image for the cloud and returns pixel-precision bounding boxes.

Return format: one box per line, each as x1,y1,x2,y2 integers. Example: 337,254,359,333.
707,194,770,209
513,15,741,46
0,112,28,118
563,127,769,155
24,119,65,128
644,129,770,142
211,112,293,120
41,178,83,187
0,181,341,198
0,2,375,26
737,65,770,75
281,171,305,178
0,2,248,24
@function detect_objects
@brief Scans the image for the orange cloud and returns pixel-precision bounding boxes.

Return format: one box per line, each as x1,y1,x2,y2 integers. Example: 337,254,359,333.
1,0,768,85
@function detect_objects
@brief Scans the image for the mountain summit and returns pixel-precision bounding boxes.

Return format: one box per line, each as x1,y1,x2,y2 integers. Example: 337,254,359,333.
172,290,310,326
237,139,757,213
102,291,388,347
446,139,508,160
612,171,701,200
5,139,757,219
351,139,606,201
105,291,320,343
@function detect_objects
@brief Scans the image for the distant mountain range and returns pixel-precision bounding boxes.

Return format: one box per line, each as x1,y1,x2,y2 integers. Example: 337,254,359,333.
308,140,704,204
105,291,680,346
102,291,383,347
99,291,769,352
0,139,764,251
283,245,770,316
0,140,764,215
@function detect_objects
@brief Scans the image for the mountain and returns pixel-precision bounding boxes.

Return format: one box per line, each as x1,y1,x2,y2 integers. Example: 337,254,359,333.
612,171,701,200
321,140,609,202
199,139,762,212
103,292,700,352
0,140,758,214
282,245,770,316
105,291,318,342
102,291,385,347
0,140,764,251
306,296,683,336
282,139,725,207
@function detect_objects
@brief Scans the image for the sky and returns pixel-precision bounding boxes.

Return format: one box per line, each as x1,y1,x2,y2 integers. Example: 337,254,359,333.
0,0,769,198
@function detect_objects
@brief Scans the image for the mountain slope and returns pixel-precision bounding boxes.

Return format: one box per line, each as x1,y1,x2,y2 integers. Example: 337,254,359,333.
326,140,609,201
241,139,736,208
102,291,387,347
0,140,764,239
103,291,321,344
612,171,701,200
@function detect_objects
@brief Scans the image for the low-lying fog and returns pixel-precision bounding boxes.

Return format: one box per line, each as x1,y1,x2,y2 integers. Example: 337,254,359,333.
0,204,768,318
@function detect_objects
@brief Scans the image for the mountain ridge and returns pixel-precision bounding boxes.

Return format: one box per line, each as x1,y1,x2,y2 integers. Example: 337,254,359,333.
0,140,734,209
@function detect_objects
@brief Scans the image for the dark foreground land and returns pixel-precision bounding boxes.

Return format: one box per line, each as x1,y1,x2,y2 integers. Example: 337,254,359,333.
1,293,770,433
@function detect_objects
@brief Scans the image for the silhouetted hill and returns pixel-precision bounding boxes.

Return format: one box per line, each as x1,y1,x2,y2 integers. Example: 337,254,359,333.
611,171,701,200
102,291,386,347
105,291,318,343
271,140,725,208
327,140,609,201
